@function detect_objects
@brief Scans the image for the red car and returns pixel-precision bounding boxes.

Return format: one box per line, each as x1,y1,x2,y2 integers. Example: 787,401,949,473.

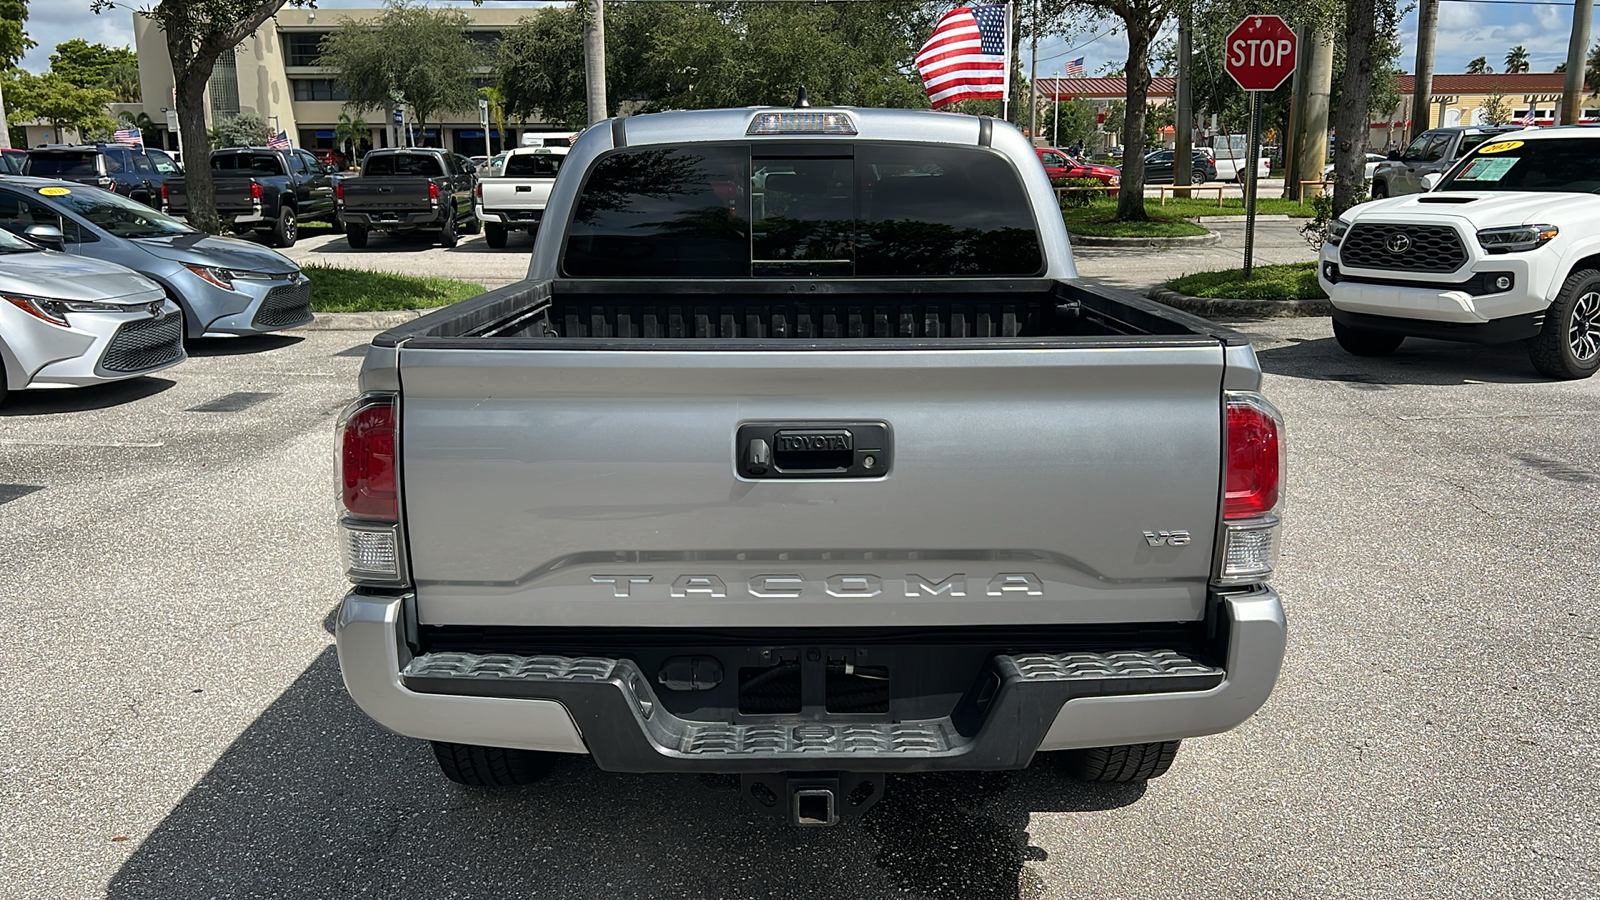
313,148,348,170
1036,147,1120,194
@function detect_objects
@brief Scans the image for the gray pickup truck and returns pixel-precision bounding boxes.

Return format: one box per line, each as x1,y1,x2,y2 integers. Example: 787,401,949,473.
336,148,478,249
334,107,1288,826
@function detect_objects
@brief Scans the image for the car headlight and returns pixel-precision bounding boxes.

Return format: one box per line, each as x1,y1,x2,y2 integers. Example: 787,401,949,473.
3,293,139,326
1476,224,1559,253
1327,219,1351,246
1108,175,1120,185
184,264,281,291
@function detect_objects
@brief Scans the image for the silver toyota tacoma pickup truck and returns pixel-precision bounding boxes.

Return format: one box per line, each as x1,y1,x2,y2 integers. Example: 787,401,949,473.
335,107,1288,826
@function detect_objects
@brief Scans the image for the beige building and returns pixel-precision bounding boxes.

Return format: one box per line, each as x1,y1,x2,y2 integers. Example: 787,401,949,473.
130,6,554,159
1370,73,1598,150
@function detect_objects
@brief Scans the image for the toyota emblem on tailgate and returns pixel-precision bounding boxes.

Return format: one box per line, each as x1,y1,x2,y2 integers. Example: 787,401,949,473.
1385,233,1412,254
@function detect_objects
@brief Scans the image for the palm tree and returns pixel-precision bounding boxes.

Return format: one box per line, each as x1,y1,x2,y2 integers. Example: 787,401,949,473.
334,111,368,168
1466,57,1492,75
479,86,507,154
117,111,157,146
1505,45,1531,74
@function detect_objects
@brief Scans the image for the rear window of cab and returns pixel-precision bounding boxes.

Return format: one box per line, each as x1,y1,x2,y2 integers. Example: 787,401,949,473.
562,143,1044,278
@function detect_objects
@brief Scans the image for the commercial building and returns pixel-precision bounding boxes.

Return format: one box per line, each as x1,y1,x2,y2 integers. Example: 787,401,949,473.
128,6,558,159
1370,73,1596,148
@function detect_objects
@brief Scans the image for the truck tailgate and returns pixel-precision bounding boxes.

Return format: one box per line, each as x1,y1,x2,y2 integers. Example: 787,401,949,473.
342,178,433,213
397,342,1226,629
480,179,555,211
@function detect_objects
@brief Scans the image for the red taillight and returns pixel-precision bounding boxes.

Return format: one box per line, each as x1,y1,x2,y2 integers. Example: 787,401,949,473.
1223,397,1281,519
474,183,481,200
339,400,397,520
428,182,440,202
160,183,168,201
335,182,345,201
250,181,263,201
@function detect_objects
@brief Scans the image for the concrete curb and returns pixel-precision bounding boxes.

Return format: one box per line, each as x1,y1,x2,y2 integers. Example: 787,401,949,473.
1146,286,1332,318
1069,230,1221,248
297,309,429,331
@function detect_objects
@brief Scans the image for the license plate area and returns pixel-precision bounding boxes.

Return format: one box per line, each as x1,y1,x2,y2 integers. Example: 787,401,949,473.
737,422,889,479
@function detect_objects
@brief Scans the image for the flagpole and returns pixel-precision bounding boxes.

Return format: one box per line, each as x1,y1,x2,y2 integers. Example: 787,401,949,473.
1027,0,1039,142
1001,1,1014,122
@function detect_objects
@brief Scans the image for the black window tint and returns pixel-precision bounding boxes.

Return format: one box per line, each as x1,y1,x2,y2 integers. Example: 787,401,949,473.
26,154,98,177
752,156,854,276
364,153,442,177
132,154,155,175
287,152,307,174
103,151,125,173
503,153,563,178
565,146,750,277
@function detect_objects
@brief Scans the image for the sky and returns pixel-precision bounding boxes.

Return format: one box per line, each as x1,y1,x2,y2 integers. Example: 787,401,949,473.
17,0,1599,83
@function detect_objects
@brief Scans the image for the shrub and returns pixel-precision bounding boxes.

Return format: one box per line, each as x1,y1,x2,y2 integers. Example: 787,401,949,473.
1053,177,1109,209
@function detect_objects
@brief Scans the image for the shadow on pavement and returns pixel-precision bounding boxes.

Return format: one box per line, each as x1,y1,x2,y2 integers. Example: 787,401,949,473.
183,334,305,357
1254,336,1548,386
0,376,175,415
108,648,1143,900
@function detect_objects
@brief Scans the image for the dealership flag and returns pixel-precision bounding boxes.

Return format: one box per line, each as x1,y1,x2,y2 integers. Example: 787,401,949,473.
112,127,143,146
916,5,1011,108
268,130,292,150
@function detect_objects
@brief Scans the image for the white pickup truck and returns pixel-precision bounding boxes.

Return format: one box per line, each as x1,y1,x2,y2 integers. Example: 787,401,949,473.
1320,127,1600,380
474,145,567,249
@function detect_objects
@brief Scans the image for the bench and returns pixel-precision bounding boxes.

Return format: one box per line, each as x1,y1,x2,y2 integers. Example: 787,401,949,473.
1156,185,1225,206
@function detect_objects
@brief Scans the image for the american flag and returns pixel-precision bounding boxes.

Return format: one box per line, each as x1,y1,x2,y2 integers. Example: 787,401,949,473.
1063,57,1085,77
916,5,1010,109
112,127,143,146
268,130,292,150
1518,109,1537,126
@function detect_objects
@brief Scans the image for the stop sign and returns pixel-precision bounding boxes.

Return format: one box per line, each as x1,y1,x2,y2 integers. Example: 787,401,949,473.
1225,16,1297,92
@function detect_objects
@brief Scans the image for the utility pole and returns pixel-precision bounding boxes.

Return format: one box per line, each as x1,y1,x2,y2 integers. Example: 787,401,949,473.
1561,0,1594,124
1027,0,1040,142
1296,31,1334,200
1175,7,1193,196
583,0,608,125
1410,0,1440,142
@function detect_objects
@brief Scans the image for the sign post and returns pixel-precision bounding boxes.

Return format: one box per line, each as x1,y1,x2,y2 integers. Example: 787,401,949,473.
1225,15,1297,277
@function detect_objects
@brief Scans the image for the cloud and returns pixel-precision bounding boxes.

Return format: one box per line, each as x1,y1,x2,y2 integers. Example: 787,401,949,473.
1397,4,1599,74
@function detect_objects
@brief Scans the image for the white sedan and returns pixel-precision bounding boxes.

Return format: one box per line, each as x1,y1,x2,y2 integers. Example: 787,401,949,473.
1324,153,1389,183
0,225,185,404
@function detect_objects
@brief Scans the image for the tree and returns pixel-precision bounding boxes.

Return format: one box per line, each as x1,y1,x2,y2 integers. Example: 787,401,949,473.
49,39,138,90
1481,89,1511,125
1466,56,1492,75
206,112,271,147
118,110,159,144
1588,40,1600,95
4,71,117,142
334,111,368,165
495,8,587,128
1504,45,1530,74
91,0,312,234
1045,99,1097,148
1333,0,1402,214
319,0,480,143
0,0,34,149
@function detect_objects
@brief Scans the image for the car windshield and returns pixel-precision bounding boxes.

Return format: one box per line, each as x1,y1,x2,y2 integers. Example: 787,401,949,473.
502,153,563,178
1438,137,1600,193
363,153,443,177
27,154,97,177
46,187,196,237
215,152,283,175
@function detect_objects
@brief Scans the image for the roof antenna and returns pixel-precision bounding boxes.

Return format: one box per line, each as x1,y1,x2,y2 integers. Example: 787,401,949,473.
794,87,811,109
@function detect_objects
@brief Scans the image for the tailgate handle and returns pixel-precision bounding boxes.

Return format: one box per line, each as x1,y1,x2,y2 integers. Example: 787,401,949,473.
376,187,392,193
515,185,532,192
737,423,889,479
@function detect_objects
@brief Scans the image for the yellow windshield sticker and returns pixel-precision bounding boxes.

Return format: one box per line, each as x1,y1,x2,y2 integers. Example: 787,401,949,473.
37,186,71,196
1476,140,1524,154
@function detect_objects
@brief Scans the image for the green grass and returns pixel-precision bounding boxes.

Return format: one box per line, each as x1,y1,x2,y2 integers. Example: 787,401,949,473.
1061,203,1210,238
1149,196,1315,218
1167,262,1326,301
302,264,486,313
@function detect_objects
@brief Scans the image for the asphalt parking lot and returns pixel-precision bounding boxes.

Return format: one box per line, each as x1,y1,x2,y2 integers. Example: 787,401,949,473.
2,313,1596,899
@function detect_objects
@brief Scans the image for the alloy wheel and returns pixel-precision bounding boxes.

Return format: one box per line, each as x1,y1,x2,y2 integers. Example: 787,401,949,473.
1571,290,1600,362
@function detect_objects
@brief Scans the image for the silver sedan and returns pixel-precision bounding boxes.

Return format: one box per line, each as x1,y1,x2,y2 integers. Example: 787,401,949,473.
0,178,312,339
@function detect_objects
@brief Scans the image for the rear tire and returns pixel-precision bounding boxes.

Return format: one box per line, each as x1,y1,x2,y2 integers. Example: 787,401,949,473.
329,211,346,235
484,222,507,249
1060,741,1181,783
1528,268,1600,380
346,224,369,249
438,213,459,248
270,206,297,248
1370,180,1389,200
1191,169,1207,184
464,213,482,235
1333,319,1405,357
431,741,554,787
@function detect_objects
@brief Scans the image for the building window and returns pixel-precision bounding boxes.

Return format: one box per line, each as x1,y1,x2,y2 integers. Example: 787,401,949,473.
291,78,348,102
209,51,240,119
283,33,328,67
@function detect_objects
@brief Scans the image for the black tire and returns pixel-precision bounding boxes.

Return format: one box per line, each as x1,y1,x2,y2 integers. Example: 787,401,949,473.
438,213,459,248
329,211,346,235
484,222,507,249
1191,169,1207,185
1370,180,1389,200
1060,741,1181,783
464,212,482,235
1528,268,1600,380
270,206,297,248
431,741,553,787
1333,318,1405,357
346,224,369,249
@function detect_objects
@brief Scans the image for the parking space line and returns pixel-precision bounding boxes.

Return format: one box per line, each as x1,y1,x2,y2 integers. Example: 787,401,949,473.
187,392,280,413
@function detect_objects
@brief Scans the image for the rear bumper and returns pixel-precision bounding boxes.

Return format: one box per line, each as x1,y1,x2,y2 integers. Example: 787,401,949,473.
476,205,544,227
342,210,442,229
335,588,1285,771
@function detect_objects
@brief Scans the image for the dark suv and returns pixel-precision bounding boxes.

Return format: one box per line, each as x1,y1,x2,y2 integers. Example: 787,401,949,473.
1142,148,1218,184
23,144,182,210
